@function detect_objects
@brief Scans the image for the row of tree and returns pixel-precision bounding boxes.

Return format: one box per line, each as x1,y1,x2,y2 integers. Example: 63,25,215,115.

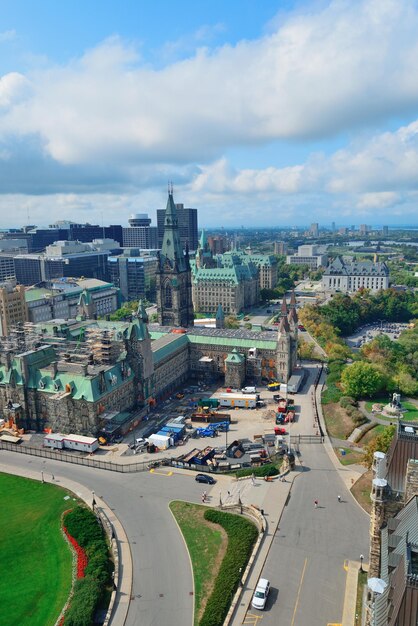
300,289,418,398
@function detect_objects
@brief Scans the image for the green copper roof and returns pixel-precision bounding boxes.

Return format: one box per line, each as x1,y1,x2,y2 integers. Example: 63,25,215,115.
225,350,245,363
187,334,276,351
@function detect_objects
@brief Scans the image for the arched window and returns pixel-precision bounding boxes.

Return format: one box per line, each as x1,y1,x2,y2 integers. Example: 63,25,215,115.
165,283,172,308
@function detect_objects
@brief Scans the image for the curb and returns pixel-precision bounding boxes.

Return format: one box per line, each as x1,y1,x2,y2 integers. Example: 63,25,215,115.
168,501,195,626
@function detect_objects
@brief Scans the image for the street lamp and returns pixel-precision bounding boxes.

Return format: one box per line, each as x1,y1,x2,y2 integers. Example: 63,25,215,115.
92,490,96,510
360,554,364,572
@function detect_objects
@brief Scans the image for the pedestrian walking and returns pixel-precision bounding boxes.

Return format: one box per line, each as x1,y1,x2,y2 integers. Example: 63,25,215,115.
227,490,231,497
51,474,55,481
251,473,256,486
337,494,341,503
314,499,318,508
201,493,205,503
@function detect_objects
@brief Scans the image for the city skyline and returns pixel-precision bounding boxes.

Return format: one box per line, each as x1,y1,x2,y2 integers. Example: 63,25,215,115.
1,1,418,227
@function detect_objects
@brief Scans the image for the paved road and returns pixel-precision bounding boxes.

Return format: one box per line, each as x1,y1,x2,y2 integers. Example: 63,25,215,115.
0,452,204,626
243,365,370,626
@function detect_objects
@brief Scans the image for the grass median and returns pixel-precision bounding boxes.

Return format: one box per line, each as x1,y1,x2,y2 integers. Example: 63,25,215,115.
0,473,74,626
170,501,258,626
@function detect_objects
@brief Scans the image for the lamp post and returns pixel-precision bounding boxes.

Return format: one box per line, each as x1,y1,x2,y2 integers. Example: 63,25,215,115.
41,471,44,483
360,554,364,572
92,490,96,510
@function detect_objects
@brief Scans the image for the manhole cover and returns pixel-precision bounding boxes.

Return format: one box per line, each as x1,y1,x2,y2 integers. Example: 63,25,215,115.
159,594,164,598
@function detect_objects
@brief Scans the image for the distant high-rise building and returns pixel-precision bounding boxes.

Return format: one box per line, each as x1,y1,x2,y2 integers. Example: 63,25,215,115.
309,223,319,237
359,224,371,235
157,204,198,251
207,235,229,255
0,282,28,336
382,225,389,236
128,214,151,227
274,241,287,255
123,225,158,249
331,222,336,232
108,251,158,301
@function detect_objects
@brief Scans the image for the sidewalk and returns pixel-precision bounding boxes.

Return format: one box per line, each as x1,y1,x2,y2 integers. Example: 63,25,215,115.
209,473,294,626
0,461,132,626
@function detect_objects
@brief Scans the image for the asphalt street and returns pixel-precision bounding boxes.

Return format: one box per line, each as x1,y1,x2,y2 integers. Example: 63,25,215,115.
243,365,370,626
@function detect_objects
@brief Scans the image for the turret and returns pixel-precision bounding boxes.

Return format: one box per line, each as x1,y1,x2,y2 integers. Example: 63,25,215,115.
281,296,288,317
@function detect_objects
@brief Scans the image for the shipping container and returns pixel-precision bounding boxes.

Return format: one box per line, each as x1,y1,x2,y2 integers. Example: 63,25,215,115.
214,393,259,409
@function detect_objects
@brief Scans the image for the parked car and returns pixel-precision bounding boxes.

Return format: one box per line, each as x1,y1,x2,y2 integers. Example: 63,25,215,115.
251,578,270,610
195,474,216,484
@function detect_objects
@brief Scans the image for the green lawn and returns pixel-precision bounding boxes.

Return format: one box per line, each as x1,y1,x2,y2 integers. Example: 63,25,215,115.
170,501,226,625
365,398,418,422
334,447,365,466
0,473,75,626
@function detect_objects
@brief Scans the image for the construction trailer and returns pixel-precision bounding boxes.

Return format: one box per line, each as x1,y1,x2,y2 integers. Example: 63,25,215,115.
214,393,260,409
44,433,99,453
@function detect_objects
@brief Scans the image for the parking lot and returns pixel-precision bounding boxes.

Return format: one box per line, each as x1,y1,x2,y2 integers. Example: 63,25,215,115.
345,321,410,350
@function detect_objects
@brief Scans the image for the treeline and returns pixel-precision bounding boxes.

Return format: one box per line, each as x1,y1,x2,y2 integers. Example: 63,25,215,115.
300,289,418,397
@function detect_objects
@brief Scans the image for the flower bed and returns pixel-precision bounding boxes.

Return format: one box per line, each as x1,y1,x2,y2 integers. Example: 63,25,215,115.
62,513,88,579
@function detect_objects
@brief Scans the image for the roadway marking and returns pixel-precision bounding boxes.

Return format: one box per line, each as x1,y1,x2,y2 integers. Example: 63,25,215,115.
243,613,263,624
149,469,173,476
343,559,349,572
327,623,342,625
290,557,308,626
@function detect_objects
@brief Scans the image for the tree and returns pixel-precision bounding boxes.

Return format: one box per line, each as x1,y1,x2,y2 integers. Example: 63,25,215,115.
341,361,386,398
363,425,396,469
225,316,240,329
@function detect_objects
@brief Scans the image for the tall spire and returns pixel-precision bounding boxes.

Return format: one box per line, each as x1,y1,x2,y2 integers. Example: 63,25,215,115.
160,189,188,272
289,290,297,309
281,296,288,316
279,315,290,334
137,299,148,324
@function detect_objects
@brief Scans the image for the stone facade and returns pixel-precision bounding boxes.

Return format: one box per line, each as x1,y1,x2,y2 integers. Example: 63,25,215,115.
224,351,246,388
156,190,194,327
322,257,389,293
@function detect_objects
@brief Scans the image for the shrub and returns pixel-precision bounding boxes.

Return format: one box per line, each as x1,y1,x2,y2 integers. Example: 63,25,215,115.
63,507,113,625
65,579,101,626
200,510,258,626
235,463,280,479
339,396,357,409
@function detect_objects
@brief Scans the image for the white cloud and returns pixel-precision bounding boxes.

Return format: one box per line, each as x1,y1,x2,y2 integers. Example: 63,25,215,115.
0,72,30,108
0,30,16,43
356,192,399,209
2,1,418,168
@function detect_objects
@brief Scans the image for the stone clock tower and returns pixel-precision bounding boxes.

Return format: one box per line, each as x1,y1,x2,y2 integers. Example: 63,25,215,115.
156,188,194,327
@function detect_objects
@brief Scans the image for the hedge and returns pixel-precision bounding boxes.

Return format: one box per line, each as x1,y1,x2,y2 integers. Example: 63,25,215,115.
64,507,113,625
200,510,258,626
235,463,280,478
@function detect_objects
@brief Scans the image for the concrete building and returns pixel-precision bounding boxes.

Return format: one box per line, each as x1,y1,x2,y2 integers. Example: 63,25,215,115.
0,255,16,282
25,279,119,323
108,251,158,302
13,239,120,285
157,203,198,251
309,223,319,237
286,245,327,269
122,213,158,249
366,422,418,626
322,257,389,292
274,241,287,255
0,282,28,336
207,235,229,255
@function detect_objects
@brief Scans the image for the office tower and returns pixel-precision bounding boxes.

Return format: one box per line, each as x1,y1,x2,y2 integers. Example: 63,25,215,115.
157,204,198,251
0,282,28,336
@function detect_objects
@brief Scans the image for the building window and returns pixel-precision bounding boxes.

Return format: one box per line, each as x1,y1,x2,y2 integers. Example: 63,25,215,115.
165,283,172,308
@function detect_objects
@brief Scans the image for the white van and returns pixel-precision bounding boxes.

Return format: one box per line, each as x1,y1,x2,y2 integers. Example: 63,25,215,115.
251,578,270,610
242,386,257,394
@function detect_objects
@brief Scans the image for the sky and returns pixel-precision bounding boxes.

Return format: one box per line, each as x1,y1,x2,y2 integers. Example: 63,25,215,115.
1,0,418,228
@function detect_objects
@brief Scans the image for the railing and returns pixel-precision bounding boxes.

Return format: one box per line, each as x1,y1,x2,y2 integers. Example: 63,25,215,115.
0,440,159,472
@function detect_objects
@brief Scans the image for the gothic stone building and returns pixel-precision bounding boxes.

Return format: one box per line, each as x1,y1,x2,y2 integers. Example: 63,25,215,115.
366,421,418,626
0,192,297,436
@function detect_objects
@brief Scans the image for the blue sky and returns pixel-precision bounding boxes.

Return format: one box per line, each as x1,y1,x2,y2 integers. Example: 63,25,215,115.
1,0,418,228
